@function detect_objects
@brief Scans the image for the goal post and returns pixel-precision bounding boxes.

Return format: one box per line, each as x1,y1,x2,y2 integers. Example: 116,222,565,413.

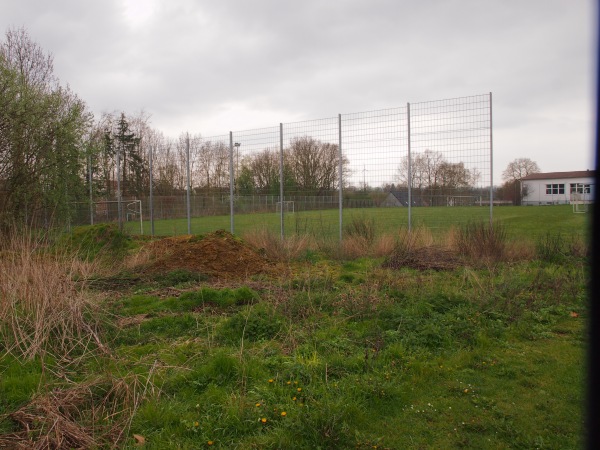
571,183,590,214
71,200,144,234
276,200,295,214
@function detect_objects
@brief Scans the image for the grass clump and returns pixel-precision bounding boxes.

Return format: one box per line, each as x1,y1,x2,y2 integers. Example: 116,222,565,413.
243,228,314,261
0,229,106,362
452,220,507,262
344,214,376,243
58,223,133,262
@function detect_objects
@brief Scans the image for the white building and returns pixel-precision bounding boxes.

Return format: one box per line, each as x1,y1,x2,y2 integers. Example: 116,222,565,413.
521,170,595,206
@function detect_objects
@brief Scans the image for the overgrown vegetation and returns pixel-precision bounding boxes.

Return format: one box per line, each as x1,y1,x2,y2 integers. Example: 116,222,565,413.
0,218,588,448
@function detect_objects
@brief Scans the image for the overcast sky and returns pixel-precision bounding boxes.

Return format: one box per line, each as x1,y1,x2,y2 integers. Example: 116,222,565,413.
1,0,596,184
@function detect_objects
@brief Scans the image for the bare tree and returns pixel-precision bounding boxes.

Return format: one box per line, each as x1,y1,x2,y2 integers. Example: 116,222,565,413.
502,157,540,182
286,137,348,195
501,158,540,205
247,148,280,194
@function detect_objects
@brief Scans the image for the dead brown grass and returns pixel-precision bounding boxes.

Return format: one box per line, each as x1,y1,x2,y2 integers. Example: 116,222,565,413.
242,228,315,261
0,373,151,449
0,230,107,362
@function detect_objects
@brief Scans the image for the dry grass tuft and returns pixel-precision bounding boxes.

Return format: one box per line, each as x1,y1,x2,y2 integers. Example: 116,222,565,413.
340,235,371,259
372,234,397,257
0,230,107,362
448,221,507,263
0,373,151,449
242,228,315,261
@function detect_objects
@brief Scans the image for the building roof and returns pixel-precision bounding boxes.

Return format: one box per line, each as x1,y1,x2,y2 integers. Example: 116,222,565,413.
521,170,596,181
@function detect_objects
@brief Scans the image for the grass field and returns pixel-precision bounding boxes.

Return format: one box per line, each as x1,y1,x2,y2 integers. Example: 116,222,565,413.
0,210,590,448
126,205,591,242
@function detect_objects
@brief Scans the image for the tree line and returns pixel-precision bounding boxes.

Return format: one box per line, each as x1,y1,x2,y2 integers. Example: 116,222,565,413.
393,149,481,205
0,28,348,227
1,27,531,227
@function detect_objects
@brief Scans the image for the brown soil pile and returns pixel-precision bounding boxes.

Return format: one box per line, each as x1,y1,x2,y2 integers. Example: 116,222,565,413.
382,246,464,271
139,230,272,279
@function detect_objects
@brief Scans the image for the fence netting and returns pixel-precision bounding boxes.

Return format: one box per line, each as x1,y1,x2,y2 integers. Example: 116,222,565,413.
73,93,493,241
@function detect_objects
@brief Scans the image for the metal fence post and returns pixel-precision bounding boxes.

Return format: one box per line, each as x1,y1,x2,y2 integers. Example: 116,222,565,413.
229,132,235,234
489,92,494,226
186,133,191,234
338,113,343,242
407,103,412,232
280,123,284,240
88,153,93,225
116,143,122,231
149,144,155,236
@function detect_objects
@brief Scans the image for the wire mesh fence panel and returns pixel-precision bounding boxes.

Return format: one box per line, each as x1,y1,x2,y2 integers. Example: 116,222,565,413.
407,94,493,238
341,106,409,240
280,117,341,239
230,126,281,237
73,94,495,243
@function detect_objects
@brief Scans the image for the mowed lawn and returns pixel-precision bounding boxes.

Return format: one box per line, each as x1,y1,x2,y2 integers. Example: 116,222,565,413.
126,204,591,242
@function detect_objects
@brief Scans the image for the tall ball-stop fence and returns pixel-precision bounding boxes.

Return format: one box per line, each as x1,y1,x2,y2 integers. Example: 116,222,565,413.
75,93,493,240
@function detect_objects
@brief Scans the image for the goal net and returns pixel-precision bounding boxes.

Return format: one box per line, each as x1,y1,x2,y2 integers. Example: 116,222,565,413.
571,183,590,214
72,200,144,233
572,194,589,214
276,201,295,214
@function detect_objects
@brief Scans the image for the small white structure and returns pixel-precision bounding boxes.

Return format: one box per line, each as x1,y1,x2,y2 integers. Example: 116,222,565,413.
521,170,595,206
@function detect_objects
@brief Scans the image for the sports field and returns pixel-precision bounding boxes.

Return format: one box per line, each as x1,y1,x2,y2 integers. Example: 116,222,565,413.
125,204,591,242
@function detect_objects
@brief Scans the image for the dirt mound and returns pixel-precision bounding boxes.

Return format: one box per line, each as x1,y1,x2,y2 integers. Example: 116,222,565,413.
382,246,464,271
139,230,272,279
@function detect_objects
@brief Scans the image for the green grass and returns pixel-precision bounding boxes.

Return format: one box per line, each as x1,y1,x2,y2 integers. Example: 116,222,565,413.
0,213,589,448
126,205,590,242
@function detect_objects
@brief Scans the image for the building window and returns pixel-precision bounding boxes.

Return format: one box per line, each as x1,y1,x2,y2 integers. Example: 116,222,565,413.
570,183,591,194
545,184,564,195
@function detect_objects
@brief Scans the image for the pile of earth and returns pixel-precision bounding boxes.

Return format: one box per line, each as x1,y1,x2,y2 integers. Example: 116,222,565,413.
138,230,272,279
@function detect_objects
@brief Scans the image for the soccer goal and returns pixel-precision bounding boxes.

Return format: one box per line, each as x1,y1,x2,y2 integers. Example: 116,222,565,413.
572,194,589,214
75,200,144,234
276,201,295,214
571,183,591,214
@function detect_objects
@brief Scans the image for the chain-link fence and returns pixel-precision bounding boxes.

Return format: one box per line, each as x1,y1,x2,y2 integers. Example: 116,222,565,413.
74,93,494,240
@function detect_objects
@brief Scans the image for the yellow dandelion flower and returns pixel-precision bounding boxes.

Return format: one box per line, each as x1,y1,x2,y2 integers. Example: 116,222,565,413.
194,421,199,427
255,403,261,407
292,397,297,401
207,441,214,446
297,387,302,392
464,389,469,393
261,417,267,423
281,411,287,417
287,381,291,385
268,379,274,383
